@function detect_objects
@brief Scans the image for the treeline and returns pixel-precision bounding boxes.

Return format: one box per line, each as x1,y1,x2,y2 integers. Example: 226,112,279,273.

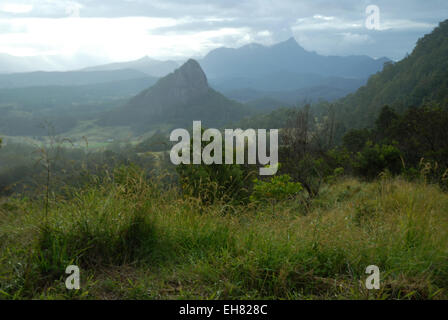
2,103,448,203
0,141,171,197
341,104,448,186
177,102,448,207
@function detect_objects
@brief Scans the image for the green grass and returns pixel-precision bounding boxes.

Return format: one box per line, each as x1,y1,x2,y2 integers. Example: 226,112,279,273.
0,170,447,300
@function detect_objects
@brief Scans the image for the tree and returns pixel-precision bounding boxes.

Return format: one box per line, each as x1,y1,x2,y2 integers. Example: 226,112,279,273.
390,105,448,168
343,129,371,153
374,105,399,142
279,105,337,198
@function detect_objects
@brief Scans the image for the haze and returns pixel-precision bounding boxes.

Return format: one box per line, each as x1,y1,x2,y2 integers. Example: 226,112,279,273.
0,0,446,69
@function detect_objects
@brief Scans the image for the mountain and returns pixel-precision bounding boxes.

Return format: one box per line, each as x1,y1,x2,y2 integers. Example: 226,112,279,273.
199,37,389,90
82,56,179,77
0,76,161,137
208,71,367,93
198,37,389,101
0,77,158,111
337,19,448,128
0,69,155,89
223,77,366,104
0,53,105,74
100,59,254,132
0,53,57,74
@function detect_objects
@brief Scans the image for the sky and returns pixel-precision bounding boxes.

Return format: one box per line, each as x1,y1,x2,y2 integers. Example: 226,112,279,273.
0,0,446,67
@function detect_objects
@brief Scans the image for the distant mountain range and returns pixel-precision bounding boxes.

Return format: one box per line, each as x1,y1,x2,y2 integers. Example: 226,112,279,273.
100,59,253,132
222,77,367,105
82,56,179,78
0,53,105,74
0,53,178,78
197,37,389,104
0,69,156,89
0,37,396,138
200,37,389,80
0,37,390,108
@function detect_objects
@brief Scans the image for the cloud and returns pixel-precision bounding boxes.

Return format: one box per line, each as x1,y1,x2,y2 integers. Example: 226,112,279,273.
379,19,437,31
0,16,252,61
292,16,363,31
0,0,445,65
0,3,33,14
313,15,335,21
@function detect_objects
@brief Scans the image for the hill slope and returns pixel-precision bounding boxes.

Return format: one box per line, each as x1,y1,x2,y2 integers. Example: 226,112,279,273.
338,19,448,128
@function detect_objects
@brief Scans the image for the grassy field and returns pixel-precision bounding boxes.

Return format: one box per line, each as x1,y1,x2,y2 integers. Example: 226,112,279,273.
0,169,447,300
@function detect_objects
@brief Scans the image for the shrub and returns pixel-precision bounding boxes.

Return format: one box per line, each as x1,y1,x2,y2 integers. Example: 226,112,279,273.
354,143,403,179
250,174,303,210
177,162,254,205
175,128,257,205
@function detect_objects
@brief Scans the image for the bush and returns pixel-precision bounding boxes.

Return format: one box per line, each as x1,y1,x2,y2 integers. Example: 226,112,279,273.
354,143,403,179
175,128,257,205
177,162,254,205
250,174,303,208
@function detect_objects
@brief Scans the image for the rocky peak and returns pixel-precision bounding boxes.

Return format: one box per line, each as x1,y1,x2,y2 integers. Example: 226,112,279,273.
129,59,209,110
169,59,208,89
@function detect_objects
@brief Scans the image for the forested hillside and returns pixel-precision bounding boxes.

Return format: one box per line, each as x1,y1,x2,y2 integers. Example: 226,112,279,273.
337,19,448,128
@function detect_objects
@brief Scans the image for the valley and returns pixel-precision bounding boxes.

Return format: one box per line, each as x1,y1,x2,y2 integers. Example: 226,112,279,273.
0,11,447,302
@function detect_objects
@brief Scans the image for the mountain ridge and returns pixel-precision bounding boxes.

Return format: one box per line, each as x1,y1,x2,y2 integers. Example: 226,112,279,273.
0,69,155,89
82,56,179,77
199,37,389,80
336,19,448,128
99,59,254,132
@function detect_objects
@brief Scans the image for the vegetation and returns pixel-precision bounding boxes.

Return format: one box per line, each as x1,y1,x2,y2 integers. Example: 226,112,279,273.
1,18,448,301
337,20,448,128
1,167,447,299
250,174,303,211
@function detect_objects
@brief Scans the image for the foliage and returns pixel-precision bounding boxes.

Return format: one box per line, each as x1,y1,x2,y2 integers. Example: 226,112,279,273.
250,174,303,205
175,128,256,205
337,20,448,129
0,140,165,197
1,175,448,299
343,129,370,153
177,161,254,205
354,143,403,180
279,106,340,198
135,131,172,152
389,105,448,169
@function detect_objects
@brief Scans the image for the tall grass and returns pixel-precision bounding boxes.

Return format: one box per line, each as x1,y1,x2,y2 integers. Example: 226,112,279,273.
0,169,447,299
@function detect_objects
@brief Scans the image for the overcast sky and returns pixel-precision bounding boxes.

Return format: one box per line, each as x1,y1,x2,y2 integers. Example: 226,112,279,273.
0,0,446,65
